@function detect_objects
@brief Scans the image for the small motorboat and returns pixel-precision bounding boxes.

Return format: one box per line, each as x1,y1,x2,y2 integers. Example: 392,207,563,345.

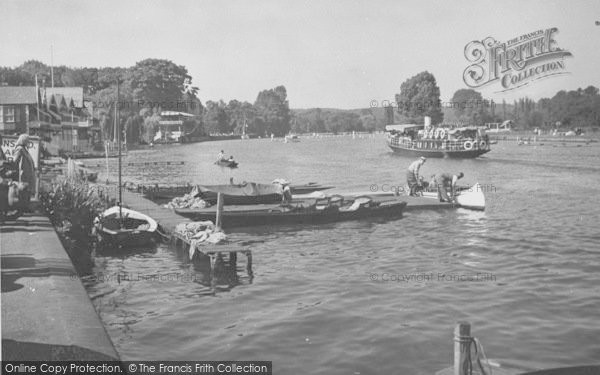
94,206,158,247
174,196,407,228
215,159,238,168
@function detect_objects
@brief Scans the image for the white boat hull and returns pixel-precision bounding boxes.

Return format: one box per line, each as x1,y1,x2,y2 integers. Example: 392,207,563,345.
422,183,485,210
94,206,158,247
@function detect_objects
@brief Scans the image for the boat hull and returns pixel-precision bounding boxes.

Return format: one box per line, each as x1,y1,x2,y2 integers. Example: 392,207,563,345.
175,200,407,228
215,160,238,168
138,183,334,203
421,183,486,210
388,143,490,158
94,206,158,248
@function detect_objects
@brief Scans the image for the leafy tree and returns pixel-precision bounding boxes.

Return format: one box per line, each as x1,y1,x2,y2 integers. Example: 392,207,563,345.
450,89,494,125
254,85,291,136
395,71,443,124
130,59,191,109
203,100,229,134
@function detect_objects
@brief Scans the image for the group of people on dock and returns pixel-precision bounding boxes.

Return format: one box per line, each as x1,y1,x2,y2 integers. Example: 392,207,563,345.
0,134,37,221
406,156,463,203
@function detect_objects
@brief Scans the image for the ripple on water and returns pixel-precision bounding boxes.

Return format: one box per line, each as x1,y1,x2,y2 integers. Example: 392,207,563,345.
87,139,600,373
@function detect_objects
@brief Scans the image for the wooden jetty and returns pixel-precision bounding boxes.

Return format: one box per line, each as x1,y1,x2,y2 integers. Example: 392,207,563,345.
98,185,252,281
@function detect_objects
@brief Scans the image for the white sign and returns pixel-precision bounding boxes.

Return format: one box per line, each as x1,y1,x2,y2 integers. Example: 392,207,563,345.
1,135,41,169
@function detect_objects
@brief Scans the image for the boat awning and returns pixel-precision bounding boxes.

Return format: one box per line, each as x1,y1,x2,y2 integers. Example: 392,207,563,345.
198,182,283,196
160,111,195,117
385,124,424,132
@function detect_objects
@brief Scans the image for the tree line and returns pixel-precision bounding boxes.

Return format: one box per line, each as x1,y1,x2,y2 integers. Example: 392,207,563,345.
3,61,597,141
389,71,600,130
0,60,293,143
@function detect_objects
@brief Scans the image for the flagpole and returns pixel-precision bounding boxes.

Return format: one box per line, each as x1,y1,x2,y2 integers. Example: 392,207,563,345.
116,80,122,225
50,45,55,88
35,74,40,122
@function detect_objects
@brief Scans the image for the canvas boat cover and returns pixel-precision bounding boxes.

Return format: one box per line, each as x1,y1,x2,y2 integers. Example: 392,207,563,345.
198,182,283,196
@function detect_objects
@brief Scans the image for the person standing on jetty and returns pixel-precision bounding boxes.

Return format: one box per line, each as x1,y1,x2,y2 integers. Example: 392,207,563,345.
435,172,464,203
13,134,36,211
407,156,426,196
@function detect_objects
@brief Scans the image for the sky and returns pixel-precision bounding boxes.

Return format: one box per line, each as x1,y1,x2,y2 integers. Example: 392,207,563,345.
2,0,599,109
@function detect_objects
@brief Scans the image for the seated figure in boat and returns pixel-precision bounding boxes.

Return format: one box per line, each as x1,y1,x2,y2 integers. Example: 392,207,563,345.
281,183,293,204
406,156,426,196
435,172,464,203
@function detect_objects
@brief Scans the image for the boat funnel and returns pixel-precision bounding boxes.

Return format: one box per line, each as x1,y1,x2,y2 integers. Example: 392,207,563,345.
424,116,431,127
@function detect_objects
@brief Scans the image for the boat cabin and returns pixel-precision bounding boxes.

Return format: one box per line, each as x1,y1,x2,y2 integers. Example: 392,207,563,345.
385,123,490,153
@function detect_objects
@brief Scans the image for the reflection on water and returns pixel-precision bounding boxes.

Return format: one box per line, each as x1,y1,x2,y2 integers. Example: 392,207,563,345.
84,136,600,374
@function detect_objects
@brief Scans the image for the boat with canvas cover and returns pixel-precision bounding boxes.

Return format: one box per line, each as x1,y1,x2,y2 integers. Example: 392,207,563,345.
94,206,158,247
137,182,334,203
174,195,407,228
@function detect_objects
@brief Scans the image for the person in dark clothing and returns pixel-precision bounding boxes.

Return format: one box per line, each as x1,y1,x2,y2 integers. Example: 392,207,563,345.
435,172,464,203
13,134,36,212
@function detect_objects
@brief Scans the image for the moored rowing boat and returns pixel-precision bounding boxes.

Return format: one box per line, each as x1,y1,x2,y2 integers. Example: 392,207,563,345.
94,206,158,248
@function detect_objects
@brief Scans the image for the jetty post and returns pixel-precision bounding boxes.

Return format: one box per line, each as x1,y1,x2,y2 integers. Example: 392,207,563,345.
454,321,471,375
215,192,224,231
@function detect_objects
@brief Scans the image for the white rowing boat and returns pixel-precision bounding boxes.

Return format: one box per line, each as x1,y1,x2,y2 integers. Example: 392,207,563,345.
94,206,158,247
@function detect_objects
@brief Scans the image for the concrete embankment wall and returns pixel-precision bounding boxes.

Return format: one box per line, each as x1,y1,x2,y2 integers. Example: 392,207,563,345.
1,212,119,360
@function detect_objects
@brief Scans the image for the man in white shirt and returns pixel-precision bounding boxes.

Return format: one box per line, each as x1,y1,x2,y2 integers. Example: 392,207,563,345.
407,156,426,196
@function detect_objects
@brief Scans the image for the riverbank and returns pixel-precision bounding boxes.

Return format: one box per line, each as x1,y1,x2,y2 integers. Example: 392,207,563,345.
1,209,119,361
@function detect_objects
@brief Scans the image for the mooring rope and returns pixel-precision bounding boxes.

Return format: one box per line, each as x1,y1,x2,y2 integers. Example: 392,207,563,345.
458,335,492,375
472,337,492,375
155,226,170,242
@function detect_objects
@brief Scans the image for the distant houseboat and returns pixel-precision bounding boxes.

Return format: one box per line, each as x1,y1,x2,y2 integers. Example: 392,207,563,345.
385,123,491,158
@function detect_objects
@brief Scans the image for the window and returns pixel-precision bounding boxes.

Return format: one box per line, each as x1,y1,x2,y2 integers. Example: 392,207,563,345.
4,106,15,122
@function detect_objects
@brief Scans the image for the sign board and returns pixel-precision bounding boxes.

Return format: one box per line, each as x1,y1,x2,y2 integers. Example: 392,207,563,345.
1,135,41,169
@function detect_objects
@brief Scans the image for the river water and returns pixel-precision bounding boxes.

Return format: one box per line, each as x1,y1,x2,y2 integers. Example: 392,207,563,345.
84,135,600,374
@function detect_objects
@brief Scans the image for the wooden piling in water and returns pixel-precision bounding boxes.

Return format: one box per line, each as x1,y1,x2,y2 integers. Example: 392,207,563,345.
215,192,224,231
454,322,471,375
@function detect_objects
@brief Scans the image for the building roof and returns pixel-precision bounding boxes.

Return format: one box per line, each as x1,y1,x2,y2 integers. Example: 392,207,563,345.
0,86,38,105
46,87,84,108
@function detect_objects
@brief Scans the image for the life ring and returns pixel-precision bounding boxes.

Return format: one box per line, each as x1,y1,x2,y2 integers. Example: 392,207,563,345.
439,129,446,139
464,141,474,151
434,129,442,139
479,140,487,149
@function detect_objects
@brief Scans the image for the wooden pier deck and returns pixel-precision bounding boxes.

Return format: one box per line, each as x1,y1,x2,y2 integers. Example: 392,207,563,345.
99,187,252,276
